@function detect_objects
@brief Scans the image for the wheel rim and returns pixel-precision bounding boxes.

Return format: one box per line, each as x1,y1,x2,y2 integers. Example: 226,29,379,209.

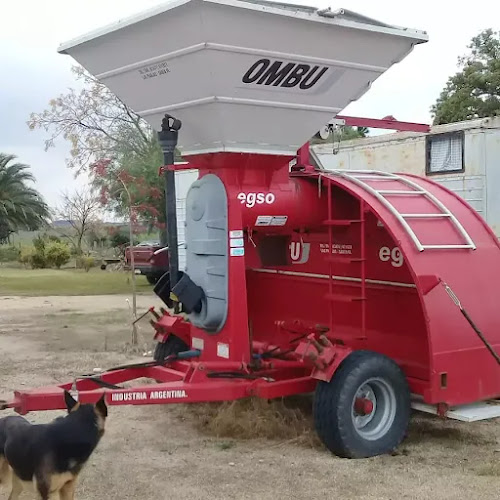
351,377,397,441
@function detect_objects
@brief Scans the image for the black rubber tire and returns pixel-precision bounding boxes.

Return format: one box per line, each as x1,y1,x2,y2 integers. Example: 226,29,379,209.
153,334,189,362
146,275,158,285
313,350,410,459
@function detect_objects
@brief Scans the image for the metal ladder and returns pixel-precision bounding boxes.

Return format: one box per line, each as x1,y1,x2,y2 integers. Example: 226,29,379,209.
323,175,367,339
328,170,476,252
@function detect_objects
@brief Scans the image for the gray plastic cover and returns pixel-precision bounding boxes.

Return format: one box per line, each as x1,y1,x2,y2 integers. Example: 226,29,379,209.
184,174,228,332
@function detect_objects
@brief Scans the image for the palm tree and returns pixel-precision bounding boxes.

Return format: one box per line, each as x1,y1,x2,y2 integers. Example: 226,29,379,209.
0,153,50,243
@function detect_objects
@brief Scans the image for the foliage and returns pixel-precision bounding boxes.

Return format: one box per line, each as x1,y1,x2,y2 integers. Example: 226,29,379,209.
0,220,10,244
109,232,140,248
18,235,70,269
0,245,21,263
83,256,95,272
45,241,71,269
310,125,369,145
90,140,166,232
432,29,500,124
27,66,152,172
18,247,35,268
31,250,47,269
33,234,46,253
28,66,175,233
0,153,50,243
110,232,131,248
76,255,96,272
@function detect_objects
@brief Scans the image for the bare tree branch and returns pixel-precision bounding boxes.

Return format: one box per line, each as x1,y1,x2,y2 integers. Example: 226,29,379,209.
28,65,152,173
55,187,101,254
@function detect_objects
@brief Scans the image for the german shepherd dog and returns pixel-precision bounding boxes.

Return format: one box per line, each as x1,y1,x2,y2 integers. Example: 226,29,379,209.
0,391,107,499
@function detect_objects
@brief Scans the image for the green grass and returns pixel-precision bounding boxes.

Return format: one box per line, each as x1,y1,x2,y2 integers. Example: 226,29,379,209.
0,267,152,296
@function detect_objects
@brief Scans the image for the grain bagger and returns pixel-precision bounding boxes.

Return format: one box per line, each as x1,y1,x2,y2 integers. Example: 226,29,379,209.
3,0,500,459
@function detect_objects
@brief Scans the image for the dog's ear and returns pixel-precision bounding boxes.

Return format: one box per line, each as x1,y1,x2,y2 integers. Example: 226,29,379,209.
63,390,79,413
95,394,108,418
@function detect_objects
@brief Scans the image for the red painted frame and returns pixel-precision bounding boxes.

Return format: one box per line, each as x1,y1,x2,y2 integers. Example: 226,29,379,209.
4,115,499,417
335,115,430,133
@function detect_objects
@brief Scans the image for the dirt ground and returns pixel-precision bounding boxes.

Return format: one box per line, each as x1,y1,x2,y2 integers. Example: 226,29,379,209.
0,294,499,499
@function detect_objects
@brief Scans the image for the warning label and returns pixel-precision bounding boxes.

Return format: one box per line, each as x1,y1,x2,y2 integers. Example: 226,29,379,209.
137,60,171,80
320,243,353,255
230,238,244,247
230,247,245,257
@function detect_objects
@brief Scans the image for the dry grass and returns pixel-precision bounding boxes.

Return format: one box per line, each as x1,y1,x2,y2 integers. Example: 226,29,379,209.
476,462,500,477
178,395,322,449
179,400,499,456
406,415,496,448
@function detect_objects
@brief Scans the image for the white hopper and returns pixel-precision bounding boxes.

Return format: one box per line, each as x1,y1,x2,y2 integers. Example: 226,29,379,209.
58,0,428,157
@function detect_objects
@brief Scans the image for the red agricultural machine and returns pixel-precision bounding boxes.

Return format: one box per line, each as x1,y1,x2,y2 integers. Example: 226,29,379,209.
2,0,500,459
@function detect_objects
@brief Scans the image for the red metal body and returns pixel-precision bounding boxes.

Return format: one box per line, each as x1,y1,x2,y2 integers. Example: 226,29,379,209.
4,116,500,416
335,115,430,133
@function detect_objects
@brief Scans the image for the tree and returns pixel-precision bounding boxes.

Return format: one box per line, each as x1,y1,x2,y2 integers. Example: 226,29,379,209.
55,188,101,255
27,66,153,173
27,65,174,232
90,144,166,235
0,153,50,243
432,29,500,125
91,158,148,341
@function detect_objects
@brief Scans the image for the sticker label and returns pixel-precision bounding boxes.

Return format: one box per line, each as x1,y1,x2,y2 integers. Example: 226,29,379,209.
230,230,244,238
217,343,230,359
230,238,244,247
320,243,353,255
137,60,171,80
270,216,287,226
256,216,273,226
255,215,288,227
230,247,245,257
192,337,204,350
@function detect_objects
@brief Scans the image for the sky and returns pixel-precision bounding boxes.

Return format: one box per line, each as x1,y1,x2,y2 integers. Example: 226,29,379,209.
1,0,499,208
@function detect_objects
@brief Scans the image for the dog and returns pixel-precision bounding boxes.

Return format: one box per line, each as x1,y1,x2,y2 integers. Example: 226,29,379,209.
0,390,107,499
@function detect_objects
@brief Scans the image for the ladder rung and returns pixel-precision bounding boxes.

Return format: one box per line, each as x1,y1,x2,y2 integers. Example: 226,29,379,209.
421,244,475,249
323,219,361,226
349,175,397,181
325,170,476,253
376,190,426,195
400,213,452,218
